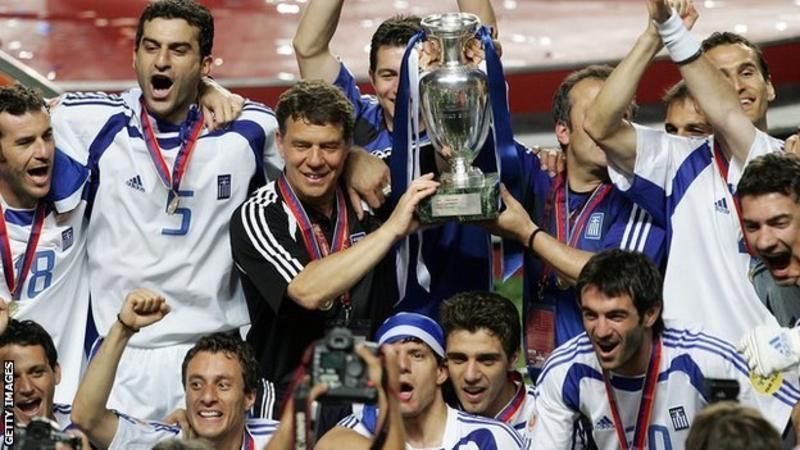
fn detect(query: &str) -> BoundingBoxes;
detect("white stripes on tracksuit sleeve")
[238,191,304,283]
[619,204,653,253]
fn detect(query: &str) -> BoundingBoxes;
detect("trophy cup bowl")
[415,12,498,224]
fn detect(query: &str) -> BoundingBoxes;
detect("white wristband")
[655,10,702,64]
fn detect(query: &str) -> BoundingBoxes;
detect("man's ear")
[201,55,213,78]
[642,303,662,329]
[276,131,286,160]
[555,120,570,148]
[54,362,62,386]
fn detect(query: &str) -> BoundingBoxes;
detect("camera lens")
[346,359,364,377]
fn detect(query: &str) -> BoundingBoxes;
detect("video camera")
[311,327,378,404]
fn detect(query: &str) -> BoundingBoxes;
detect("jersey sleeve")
[601,200,666,264]
[50,92,132,165]
[333,62,370,118]
[529,367,580,449]
[230,196,308,312]
[239,101,283,182]
[108,412,180,450]
[335,405,376,439]
[47,149,89,213]
[606,124,709,226]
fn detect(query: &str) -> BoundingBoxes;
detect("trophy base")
[417,173,499,224]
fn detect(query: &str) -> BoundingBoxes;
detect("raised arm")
[649,0,755,163]
[583,26,663,174]
[287,174,438,309]
[584,0,698,174]
[293,0,344,82]
[71,290,170,449]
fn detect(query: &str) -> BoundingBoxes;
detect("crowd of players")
[0,0,799,448]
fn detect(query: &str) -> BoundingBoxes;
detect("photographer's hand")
[263,378,328,450]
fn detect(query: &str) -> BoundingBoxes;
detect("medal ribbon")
[0,202,47,300]
[241,430,255,450]
[139,98,204,202]
[604,337,662,450]
[495,372,527,424]
[277,174,351,308]
[539,175,613,283]
[713,142,754,256]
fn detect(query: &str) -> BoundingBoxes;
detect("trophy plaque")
[416,12,499,224]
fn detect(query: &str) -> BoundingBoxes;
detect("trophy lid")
[421,12,480,38]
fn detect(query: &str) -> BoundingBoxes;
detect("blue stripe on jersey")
[60,99,127,108]
[53,403,72,413]
[562,363,602,410]
[361,404,379,434]
[538,337,594,384]
[204,120,265,175]
[86,112,130,211]
[4,208,35,226]
[626,175,668,227]
[669,141,712,212]
[49,149,89,204]
[662,329,749,374]
[456,413,524,447]
[661,353,705,398]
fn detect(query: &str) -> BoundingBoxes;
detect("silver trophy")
[416,12,498,223]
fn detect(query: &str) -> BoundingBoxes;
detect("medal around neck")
[415,13,499,224]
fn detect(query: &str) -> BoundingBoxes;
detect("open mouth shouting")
[761,250,795,282]
[150,74,174,101]
[397,381,415,403]
[16,397,43,418]
[460,385,487,404]
[594,339,620,363]
[26,165,50,187]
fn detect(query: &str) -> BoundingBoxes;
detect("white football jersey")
[339,404,527,449]
[110,412,278,449]
[531,324,799,450]
[607,126,782,344]
[2,194,89,405]
[51,89,282,347]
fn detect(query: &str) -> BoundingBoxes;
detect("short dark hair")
[181,333,260,394]
[0,84,47,139]
[662,80,691,105]
[440,291,521,360]
[276,80,355,142]
[702,32,770,80]
[685,401,782,450]
[738,152,800,203]
[576,250,664,335]
[369,15,422,73]
[0,319,58,370]
[136,0,214,58]
[552,65,613,127]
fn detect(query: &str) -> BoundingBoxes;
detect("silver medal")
[167,195,180,215]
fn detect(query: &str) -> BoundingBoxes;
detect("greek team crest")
[584,212,604,240]
[62,227,74,251]
[217,174,232,200]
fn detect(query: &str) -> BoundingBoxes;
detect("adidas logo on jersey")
[126,175,145,192]
[714,197,730,214]
[594,415,614,430]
